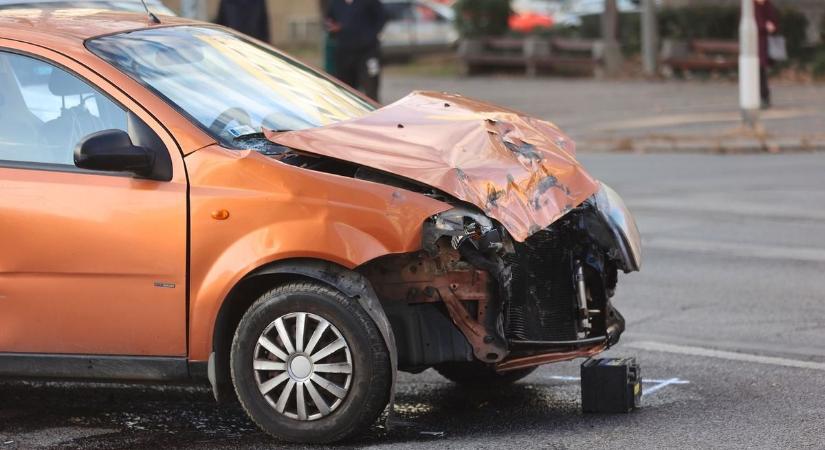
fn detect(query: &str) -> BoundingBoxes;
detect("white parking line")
[627,341,825,371]
[641,378,684,397]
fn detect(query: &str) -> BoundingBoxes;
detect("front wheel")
[230,281,391,443]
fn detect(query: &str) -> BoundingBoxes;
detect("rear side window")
[0,51,127,166]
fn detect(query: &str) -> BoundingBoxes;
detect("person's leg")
[760,66,771,108]
[335,47,358,89]
[323,33,337,75]
[357,46,381,101]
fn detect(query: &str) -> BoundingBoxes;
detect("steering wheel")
[209,107,253,138]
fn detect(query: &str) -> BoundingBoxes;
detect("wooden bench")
[661,38,739,76]
[460,37,604,77]
[459,38,527,74]
[527,37,604,77]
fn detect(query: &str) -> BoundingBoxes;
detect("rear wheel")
[435,361,536,386]
[230,281,391,443]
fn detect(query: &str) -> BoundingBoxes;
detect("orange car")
[0,9,640,443]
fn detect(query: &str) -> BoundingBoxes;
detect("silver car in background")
[381,0,459,60]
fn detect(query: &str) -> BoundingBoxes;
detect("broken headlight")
[422,207,503,254]
[591,183,642,272]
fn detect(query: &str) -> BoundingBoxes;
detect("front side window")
[87,26,375,148]
[0,51,127,166]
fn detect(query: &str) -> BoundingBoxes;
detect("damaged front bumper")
[361,184,640,373]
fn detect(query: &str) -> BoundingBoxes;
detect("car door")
[0,44,188,357]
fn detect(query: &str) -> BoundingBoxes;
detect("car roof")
[0,8,194,45]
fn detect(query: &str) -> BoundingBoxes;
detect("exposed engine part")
[575,260,591,330]
[360,239,507,364]
[360,200,630,373]
[422,207,502,255]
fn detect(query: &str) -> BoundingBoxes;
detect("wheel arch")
[207,258,398,404]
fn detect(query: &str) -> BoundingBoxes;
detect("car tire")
[435,361,536,386]
[230,281,391,443]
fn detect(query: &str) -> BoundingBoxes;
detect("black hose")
[458,240,502,281]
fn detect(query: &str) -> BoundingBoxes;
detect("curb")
[581,136,825,154]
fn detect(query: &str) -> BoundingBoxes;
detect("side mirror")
[74,129,155,178]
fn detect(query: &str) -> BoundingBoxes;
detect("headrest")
[48,68,93,96]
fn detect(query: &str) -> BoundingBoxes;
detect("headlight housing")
[592,183,642,272]
[422,207,500,255]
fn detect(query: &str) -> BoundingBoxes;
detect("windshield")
[87,26,374,147]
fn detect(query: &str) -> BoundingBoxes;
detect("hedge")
[454,0,511,38]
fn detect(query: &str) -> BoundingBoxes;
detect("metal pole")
[739,0,760,124]
[641,0,658,76]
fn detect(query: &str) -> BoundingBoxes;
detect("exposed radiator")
[505,230,578,342]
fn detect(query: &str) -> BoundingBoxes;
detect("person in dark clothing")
[325,0,387,101]
[320,0,337,74]
[754,0,780,108]
[216,0,270,43]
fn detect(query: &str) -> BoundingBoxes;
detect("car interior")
[0,51,127,166]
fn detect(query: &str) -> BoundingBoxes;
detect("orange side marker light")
[211,209,230,220]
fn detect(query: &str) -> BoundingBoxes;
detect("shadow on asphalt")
[0,377,605,449]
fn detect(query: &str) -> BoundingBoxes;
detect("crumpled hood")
[265,91,599,242]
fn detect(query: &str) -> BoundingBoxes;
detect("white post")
[739,0,760,124]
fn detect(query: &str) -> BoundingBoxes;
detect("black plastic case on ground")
[581,357,642,413]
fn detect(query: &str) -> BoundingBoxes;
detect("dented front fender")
[184,145,450,361]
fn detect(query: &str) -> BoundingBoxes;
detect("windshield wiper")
[231,131,266,141]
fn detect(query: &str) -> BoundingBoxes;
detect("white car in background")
[565,0,640,16]
[561,0,641,26]
[0,0,174,15]
[381,0,458,60]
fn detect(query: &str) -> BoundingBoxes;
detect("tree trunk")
[601,0,622,77]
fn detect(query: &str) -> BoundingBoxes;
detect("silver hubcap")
[253,312,353,421]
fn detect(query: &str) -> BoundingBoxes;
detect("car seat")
[41,68,105,164]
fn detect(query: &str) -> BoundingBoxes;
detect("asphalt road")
[2,152,824,449]
[381,76,825,144]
